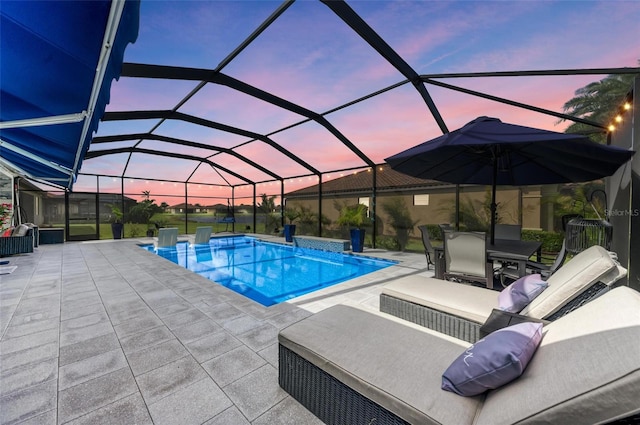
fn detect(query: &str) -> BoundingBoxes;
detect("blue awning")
[0,0,140,189]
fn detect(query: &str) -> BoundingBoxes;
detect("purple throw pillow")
[442,322,543,396]
[498,273,547,313]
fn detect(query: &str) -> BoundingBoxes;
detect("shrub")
[521,229,564,253]
[126,223,144,237]
[423,224,442,241]
[375,236,400,251]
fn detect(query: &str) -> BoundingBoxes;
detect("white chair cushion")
[520,245,623,319]
[382,275,498,323]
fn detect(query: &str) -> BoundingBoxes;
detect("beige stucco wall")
[286,185,543,237]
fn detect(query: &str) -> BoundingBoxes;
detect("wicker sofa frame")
[279,344,410,425]
[0,228,34,257]
[380,281,609,343]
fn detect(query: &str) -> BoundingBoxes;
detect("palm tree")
[560,61,639,143]
[258,194,279,232]
[381,197,418,252]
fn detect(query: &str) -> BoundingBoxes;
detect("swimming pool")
[140,235,396,306]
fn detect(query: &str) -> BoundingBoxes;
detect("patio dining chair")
[417,225,435,269]
[494,223,522,240]
[501,238,569,283]
[443,231,496,288]
[155,227,178,248]
[438,223,453,240]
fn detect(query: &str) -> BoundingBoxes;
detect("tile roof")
[286,164,449,196]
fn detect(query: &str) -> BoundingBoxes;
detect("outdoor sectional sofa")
[278,285,640,425]
[380,245,626,343]
[0,224,34,257]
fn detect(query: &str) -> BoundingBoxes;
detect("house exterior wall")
[286,185,543,237]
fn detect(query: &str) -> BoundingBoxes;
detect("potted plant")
[283,206,301,242]
[336,203,370,252]
[108,204,124,239]
[129,191,159,237]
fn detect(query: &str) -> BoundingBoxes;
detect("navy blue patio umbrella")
[385,116,635,244]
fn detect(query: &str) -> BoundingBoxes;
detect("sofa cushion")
[498,274,547,313]
[11,224,29,237]
[599,261,627,286]
[520,245,620,319]
[442,322,543,396]
[279,305,483,425]
[381,275,498,323]
[476,286,640,425]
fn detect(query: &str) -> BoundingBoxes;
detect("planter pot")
[146,229,155,237]
[284,224,296,242]
[350,228,366,252]
[111,223,123,239]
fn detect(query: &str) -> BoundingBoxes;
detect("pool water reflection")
[140,235,396,306]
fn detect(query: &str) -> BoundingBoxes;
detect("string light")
[607,94,633,132]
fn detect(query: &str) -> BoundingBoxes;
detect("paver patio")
[0,237,428,424]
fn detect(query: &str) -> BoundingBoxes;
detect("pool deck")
[0,235,431,425]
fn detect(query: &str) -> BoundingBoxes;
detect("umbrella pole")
[490,160,497,245]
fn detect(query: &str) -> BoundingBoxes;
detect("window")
[358,197,370,216]
[414,194,430,206]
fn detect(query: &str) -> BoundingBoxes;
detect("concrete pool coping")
[138,234,400,308]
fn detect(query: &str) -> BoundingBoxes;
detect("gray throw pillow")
[442,321,543,396]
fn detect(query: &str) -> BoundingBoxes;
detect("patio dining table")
[434,238,542,281]
[486,239,542,278]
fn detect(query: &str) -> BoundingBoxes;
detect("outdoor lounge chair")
[0,224,34,257]
[154,227,178,248]
[189,226,212,245]
[279,286,640,425]
[380,245,626,343]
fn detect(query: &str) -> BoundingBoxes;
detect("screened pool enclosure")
[2,0,638,252]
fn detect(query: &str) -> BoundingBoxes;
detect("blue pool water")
[140,235,396,306]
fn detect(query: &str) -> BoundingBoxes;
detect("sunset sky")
[78,0,640,205]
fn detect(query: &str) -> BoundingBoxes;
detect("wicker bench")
[292,235,350,252]
[279,287,640,425]
[38,227,64,244]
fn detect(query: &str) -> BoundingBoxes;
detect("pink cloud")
[80,0,639,206]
